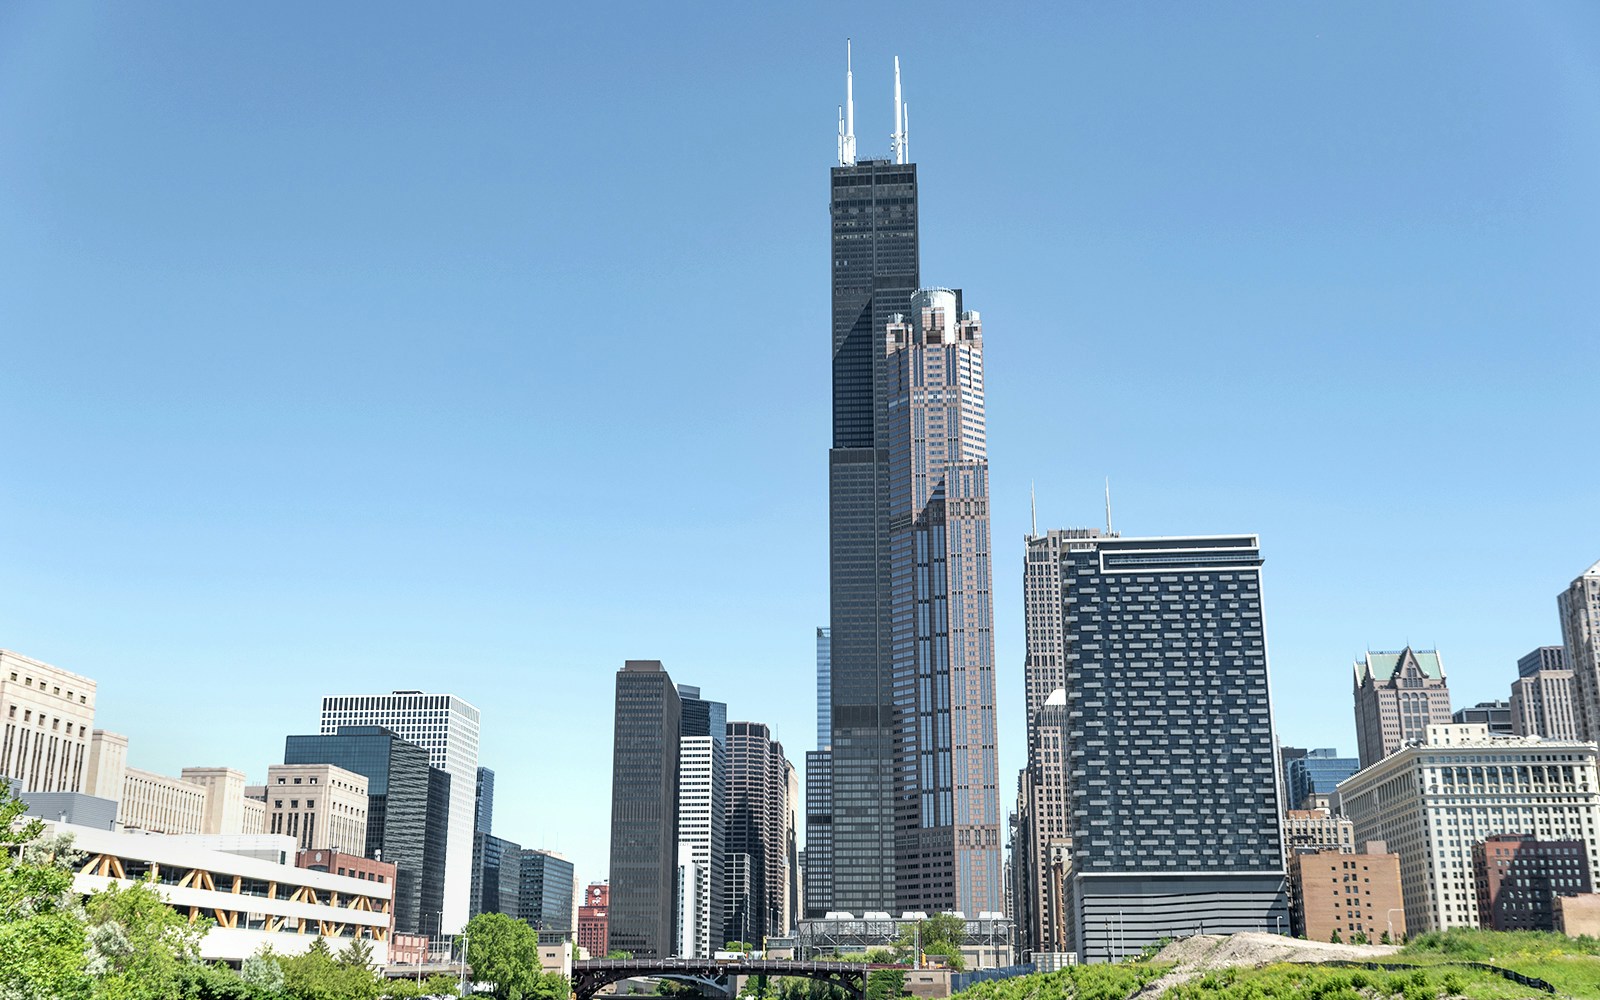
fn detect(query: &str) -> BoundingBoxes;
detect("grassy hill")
[948,929,1600,999]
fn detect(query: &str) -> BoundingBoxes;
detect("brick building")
[578,881,609,958]
[1290,844,1404,944]
[1472,834,1592,932]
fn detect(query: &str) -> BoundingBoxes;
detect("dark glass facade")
[519,849,576,936]
[607,660,681,958]
[283,725,451,936]
[471,831,522,918]
[475,766,494,835]
[1056,535,1287,961]
[1285,749,1359,810]
[826,158,920,914]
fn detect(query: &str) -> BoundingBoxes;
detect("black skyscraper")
[607,660,682,958]
[283,725,451,936]
[822,153,920,916]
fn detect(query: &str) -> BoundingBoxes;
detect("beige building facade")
[0,649,97,794]
[120,764,266,836]
[264,763,369,854]
[1558,559,1600,742]
[84,729,128,800]
[1339,724,1600,933]
[1291,847,1404,944]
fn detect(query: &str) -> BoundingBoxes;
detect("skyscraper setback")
[816,49,1000,917]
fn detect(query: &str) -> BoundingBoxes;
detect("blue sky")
[4,3,1599,895]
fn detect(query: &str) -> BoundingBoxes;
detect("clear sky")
[4,3,1599,898]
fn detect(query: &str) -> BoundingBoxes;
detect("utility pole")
[457,930,470,998]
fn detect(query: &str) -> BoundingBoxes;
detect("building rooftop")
[1354,646,1444,685]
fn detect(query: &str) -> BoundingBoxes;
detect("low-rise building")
[1472,834,1592,932]
[1338,724,1600,933]
[1290,844,1404,944]
[1553,893,1600,937]
[54,821,392,963]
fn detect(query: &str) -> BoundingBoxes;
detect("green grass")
[947,929,1600,999]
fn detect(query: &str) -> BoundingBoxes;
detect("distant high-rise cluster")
[604,660,795,958]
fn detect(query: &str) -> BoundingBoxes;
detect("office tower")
[1339,724,1600,933]
[1015,529,1105,959]
[1012,689,1070,958]
[678,685,727,746]
[284,726,452,936]
[1559,559,1600,741]
[263,763,369,853]
[1510,646,1577,739]
[578,882,610,957]
[816,628,831,749]
[1451,700,1513,734]
[881,289,1002,915]
[784,760,800,932]
[824,50,921,918]
[319,691,480,931]
[1352,648,1453,768]
[677,730,726,956]
[471,831,522,918]
[1473,834,1592,932]
[519,849,576,937]
[607,660,682,958]
[1044,532,1286,962]
[724,721,795,946]
[475,767,494,835]
[805,627,834,920]
[1283,750,1359,812]
[1277,746,1308,817]
[0,649,97,794]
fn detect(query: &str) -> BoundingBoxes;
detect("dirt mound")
[1153,932,1399,970]
[1135,932,1402,997]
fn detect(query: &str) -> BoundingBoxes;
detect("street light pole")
[458,930,470,998]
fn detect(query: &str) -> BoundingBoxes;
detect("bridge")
[571,958,868,1000]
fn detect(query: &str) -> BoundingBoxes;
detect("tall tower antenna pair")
[836,41,909,166]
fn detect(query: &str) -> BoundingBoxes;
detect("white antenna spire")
[840,39,857,166]
[1105,477,1113,535]
[1030,481,1038,537]
[892,56,907,164]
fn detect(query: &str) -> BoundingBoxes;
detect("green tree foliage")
[241,946,286,995]
[278,936,382,1000]
[465,911,569,1000]
[864,968,905,1000]
[83,877,208,999]
[0,783,92,1000]
[339,937,375,969]
[606,949,634,959]
[895,913,967,970]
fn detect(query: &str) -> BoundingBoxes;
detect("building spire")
[1030,481,1038,537]
[892,56,908,164]
[838,39,857,166]
[1105,477,1113,535]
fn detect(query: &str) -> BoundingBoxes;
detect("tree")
[1330,928,1342,944]
[83,876,209,999]
[606,949,634,959]
[464,911,544,1000]
[279,935,381,1000]
[339,937,375,969]
[242,946,286,995]
[0,782,92,1000]
[895,914,966,970]
[864,969,906,1000]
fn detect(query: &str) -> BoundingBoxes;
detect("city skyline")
[6,4,1600,899]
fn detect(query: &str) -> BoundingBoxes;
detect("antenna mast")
[839,40,857,166]
[1105,478,1113,535]
[1030,481,1038,538]
[892,56,908,164]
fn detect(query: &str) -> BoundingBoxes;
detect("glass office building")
[607,661,682,958]
[1284,749,1359,810]
[283,725,450,936]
